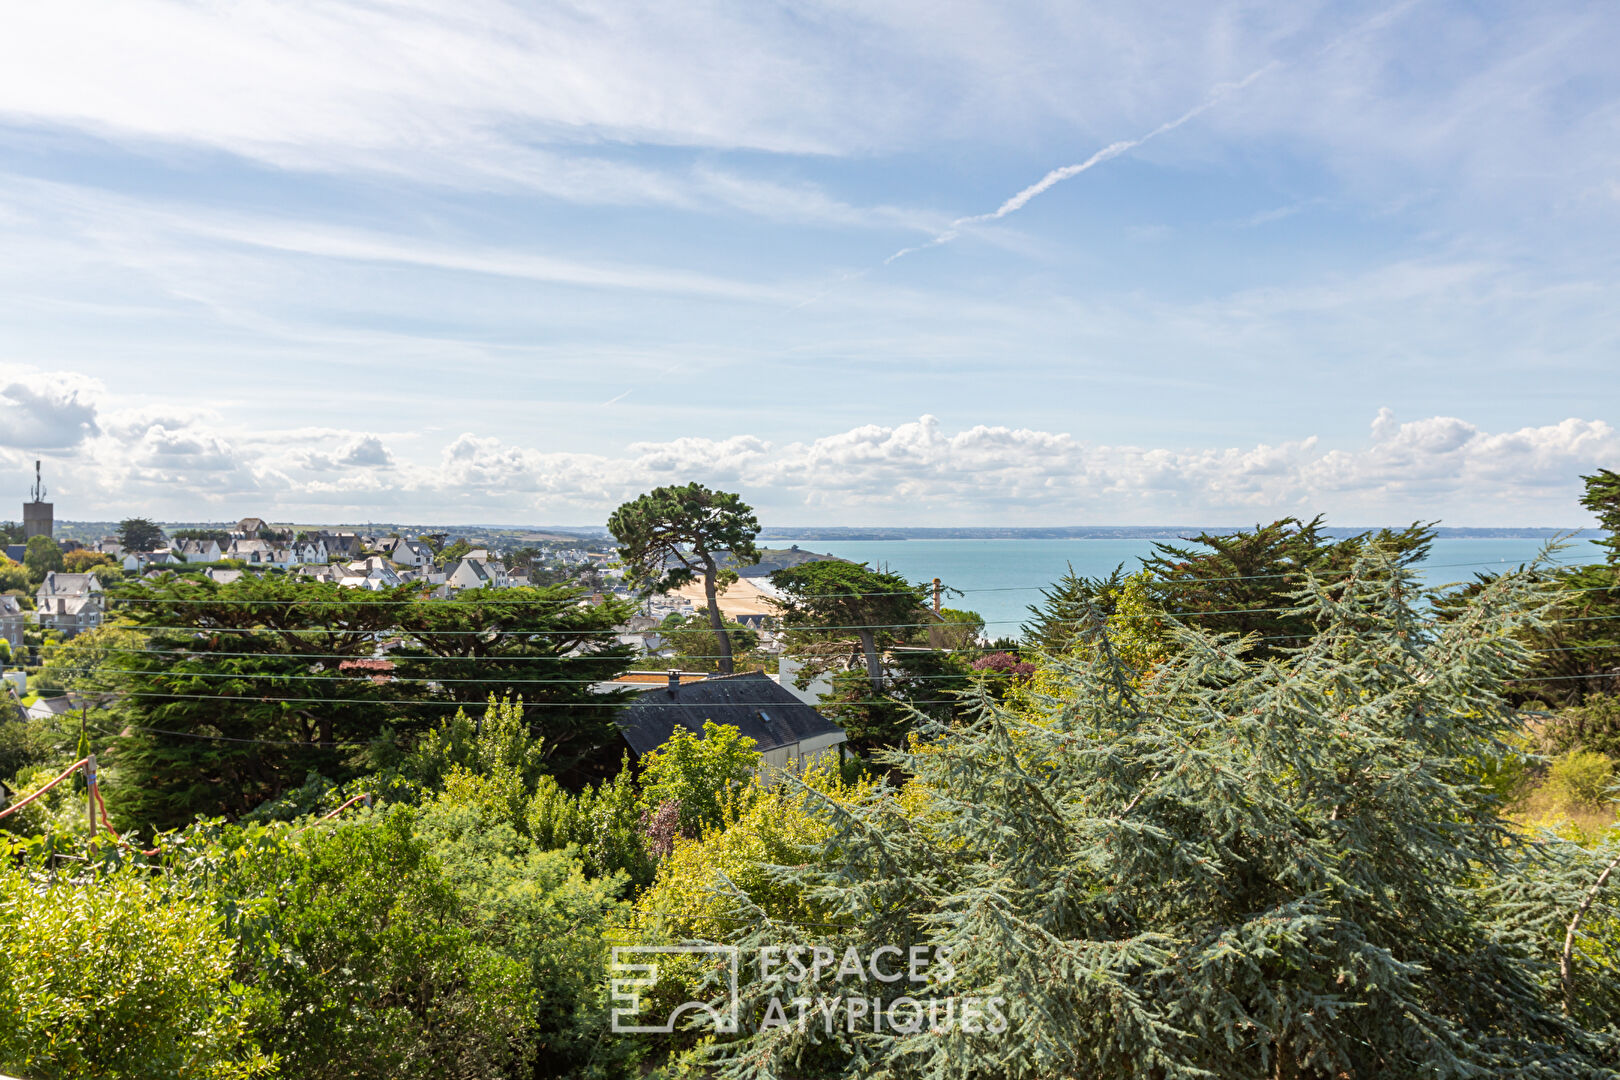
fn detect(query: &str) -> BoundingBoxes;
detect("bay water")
[778,536,1605,639]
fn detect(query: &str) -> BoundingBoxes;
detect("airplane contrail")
[883,63,1277,267]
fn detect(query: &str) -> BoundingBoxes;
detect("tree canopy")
[608,484,760,675]
[707,548,1620,1079]
[1140,517,1432,656]
[768,560,927,691]
[22,536,63,585]
[1581,467,1620,564]
[117,517,166,553]
[103,576,635,830]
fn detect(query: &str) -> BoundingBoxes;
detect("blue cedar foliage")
[706,550,1620,1079]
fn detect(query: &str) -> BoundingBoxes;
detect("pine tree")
[390,584,637,776]
[105,576,408,829]
[697,548,1619,1078]
[1140,516,1432,659]
[1020,562,1127,654]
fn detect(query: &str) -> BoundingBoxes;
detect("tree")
[1581,467,1620,564]
[652,609,764,673]
[117,517,165,553]
[707,551,1619,1078]
[638,720,761,836]
[201,807,534,1079]
[608,484,760,675]
[1451,473,1620,709]
[105,576,410,830]
[932,607,985,651]
[1140,516,1432,659]
[61,550,114,575]
[769,560,927,692]
[0,522,24,546]
[435,538,473,567]
[390,586,637,776]
[0,557,26,594]
[34,624,144,697]
[1022,563,1128,653]
[22,536,62,585]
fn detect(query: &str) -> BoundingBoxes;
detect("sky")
[1,0,1617,528]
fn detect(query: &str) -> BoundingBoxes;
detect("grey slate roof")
[616,671,845,757]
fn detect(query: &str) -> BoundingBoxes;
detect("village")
[0,467,881,779]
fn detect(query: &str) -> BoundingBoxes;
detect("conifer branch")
[1560,846,1620,1015]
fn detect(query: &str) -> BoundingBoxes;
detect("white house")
[445,557,508,591]
[0,595,24,650]
[123,549,180,573]
[290,538,329,565]
[227,539,304,568]
[305,558,404,590]
[175,538,222,563]
[383,537,434,571]
[35,572,105,638]
[339,557,404,589]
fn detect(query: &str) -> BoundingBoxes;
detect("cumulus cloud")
[8,408,1615,527]
[0,375,101,449]
[338,436,393,469]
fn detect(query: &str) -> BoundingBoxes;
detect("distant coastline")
[45,521,1597,544]
[760,526,1597,542]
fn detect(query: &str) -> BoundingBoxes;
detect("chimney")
[932,577,942,614]
[667,670,680,695]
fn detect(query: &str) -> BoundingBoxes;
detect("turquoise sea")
[778,537,1606,639]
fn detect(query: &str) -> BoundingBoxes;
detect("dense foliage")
[0,854,270,1080]
[696,549,1620,1078]
[609,483,761,675]
[4,484,1620,1079]
[104,576,634,830]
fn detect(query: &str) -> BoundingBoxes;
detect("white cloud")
[0,371,102,449]
[11,401,1611,527]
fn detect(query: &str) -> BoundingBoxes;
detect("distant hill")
[722,545,845,578]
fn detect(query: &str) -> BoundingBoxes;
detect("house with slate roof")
[615,670,846,778]
[35,571,105,638]
[0,595,23,650]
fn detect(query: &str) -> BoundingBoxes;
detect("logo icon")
[610,945,740,1034]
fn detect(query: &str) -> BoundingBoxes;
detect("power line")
[74,586,1620,637]
[96,550,1605,606]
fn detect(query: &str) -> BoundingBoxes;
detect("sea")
[774,536,1607,640]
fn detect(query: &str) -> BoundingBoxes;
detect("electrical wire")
[93,551,1603,605]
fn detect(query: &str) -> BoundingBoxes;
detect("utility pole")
[85,753,97,840]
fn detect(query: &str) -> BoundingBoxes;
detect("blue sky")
[0,0,1616,527]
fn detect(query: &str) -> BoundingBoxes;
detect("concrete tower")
[22,460,52,540]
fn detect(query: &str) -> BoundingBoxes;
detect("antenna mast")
[29,460,45,503]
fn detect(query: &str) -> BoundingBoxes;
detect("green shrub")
[0,720,61,794]
[1544,750,1616,811]
[527,767,653,884]
[638,720,760,836]
[414,797,639,1077]
[0,860,270,1079]
[204,806,533,1079]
